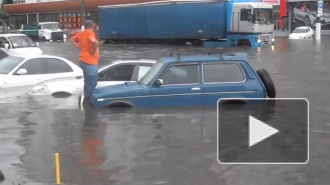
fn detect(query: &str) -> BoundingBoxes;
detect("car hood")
[93,82,144,100]
[8,47,43,55]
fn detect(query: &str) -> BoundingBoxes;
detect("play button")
[217,98,309,164]
[249,116,279,147]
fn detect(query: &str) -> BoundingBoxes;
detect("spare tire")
[256,68,276,98]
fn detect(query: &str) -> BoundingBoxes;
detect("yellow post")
[55,153,61,184]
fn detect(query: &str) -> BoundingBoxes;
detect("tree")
[2,0,14,6]
[0,0,12,22]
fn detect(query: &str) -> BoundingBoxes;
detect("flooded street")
[1,36,330,184]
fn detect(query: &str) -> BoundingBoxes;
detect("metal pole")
[316,16,321,40]
[80,0,85,30]
[316,0,323,40]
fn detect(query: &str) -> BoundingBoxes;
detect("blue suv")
[90,53,276,108]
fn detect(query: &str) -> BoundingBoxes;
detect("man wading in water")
[71,20,100,106]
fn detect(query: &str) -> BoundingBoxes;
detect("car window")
[0,49,8,60]
[16,58,46,75]
[99,64,135,81]
[139,62,164,86]
[0,56,24,74]
[8,36,36,48]
[45,58,73,73]
[203,63,245,83]
[0,37,10,49]
[137,65,152,81]
[160,64,199,85]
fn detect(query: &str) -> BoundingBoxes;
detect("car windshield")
[293,28,306,33]
[253,8,273,25]
[8,36,36,48]
[42,23,60,30]
[0,56,24,74]
[139,62,164,85]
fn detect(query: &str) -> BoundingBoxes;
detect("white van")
[0,34,42,56]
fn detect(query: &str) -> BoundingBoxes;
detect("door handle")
[191,87,201,91]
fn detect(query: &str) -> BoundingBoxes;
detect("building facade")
[3,0,154,29]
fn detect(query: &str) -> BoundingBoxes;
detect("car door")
[201,62,259,106]
[307,28,313,37]
[150,62,202,107]
[9,58,47,87]
[97,63,136,87]
[44,57,75,79]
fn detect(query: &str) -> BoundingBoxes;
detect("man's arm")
[89,34,99,55]
[71,34,80,50]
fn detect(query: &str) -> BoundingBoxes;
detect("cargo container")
[98,0,275,47]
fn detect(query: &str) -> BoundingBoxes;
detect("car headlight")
[32,85,47,92]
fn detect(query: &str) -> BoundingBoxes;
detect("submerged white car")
[30,59,156,97]
[0,55,82,88]
[0,34,42,56]
[289,26,314,39]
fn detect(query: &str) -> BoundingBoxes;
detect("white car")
[30,59,156,97]
[289,26,314,39]
[0,34,42,57]
[0,55,82,88]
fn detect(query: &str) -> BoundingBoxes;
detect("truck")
[22,22,67,42]
[98,0,275,48]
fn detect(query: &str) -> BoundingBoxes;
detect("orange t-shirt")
[71,30,100,65]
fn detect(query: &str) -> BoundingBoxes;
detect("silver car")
[293,3,330,26]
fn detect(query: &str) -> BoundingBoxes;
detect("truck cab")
[23,22,67,42]
[37,22,67,42]
[230,2,275,46]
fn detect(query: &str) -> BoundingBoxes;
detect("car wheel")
[305,16,311,26]
[256,68,276,98]
[52,92,72,98]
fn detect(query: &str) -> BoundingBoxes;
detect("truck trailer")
[98,0,275,47]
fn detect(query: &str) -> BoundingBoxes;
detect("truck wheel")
[41,37,46,42]
[238,40,251,47]
[256,68,276,98]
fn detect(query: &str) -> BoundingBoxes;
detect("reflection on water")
[75,102,109,184]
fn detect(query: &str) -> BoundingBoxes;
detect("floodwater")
[1,36,330,184]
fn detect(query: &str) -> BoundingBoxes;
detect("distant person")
[71,20,100,105]
[94,24,99,41]
[283,17,288,31]
[300,4,307,11]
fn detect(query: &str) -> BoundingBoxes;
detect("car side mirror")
[16,68,27,75]
[154,79,163,87]
[4,43,9,49]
